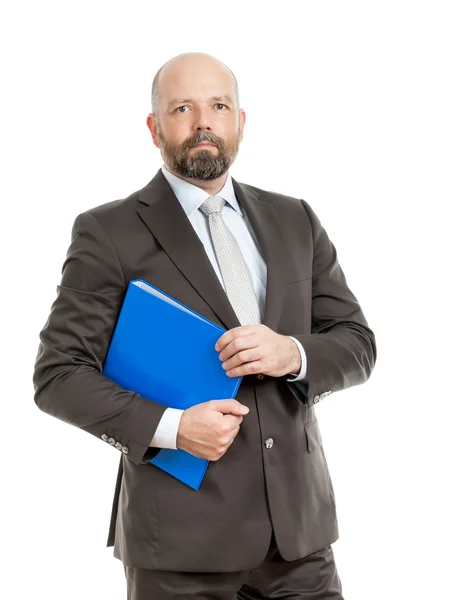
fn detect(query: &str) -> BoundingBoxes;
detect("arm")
[33,211,168,465]
[287,200,376,408]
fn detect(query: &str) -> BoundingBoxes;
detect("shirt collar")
[161,164,243,218]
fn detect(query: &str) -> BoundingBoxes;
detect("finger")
[218,333,260,362]
[225,361,264,378]
[222,348,262,371]
[229,426,241,442]
[222,414,244,426]
[209,399,249,415]
[224,421,243,440]
[215,325,259,353]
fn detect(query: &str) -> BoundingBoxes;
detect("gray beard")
[159,128,239,181]
[166,149,232,181]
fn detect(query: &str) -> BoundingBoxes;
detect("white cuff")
[149,407,184,449]
[286,336,307,382]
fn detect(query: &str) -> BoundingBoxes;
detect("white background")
[1,1,449,598]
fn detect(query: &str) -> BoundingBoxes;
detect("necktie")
[200,195,262,326]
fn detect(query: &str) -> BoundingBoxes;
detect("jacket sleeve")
[287,200,377,409]
[33,211,167,465]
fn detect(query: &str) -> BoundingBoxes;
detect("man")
[33,52,376,599]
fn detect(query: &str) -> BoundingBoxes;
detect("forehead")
[158,59,236,105]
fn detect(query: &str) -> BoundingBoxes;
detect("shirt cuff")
[149,407,184,449]
[286,336,307,381]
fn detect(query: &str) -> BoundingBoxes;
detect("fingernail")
[241,406,249,414]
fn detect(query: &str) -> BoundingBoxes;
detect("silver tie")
[200,195,262,326]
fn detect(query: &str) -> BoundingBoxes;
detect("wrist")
[176,413,186,450]
[286,336,301,374]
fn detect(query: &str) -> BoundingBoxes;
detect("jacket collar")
[136,169,287,332]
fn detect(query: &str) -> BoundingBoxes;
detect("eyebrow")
[167,95,234,110]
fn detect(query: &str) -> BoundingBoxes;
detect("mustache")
[184,131,224,151]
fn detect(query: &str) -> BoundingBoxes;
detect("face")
[147,57,246,181]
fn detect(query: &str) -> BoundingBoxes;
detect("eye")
[175,105,189,113]
[215,103,228,110]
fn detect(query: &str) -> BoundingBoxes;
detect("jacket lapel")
[136,170,286,333]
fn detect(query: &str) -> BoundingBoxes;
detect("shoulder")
[76,188,140,226]
[234,179,316,222]
[69,186,145,243]
[71,170,166,235]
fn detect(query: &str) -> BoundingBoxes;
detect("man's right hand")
[176,400,250,461]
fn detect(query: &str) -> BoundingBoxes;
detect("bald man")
[33,53,376,599]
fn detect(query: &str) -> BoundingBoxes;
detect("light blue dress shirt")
[149,165,307,449]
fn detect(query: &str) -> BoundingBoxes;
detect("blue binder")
[103,279,242,490]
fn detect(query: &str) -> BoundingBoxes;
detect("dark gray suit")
[33,170,375,577]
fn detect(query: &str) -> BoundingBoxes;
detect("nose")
[192,106,213,132]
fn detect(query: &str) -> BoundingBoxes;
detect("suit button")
[264,438,274,449]
[122,446,129,455]
[101,434,109,442]
[108,437,116,445]
[257,374,265,380]
[313,395,320,404]
[115,442,123,451]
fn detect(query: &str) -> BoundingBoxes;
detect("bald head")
[151,53,239,118]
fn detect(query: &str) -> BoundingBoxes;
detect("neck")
[164,166,228,196]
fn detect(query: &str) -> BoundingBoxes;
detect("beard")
[158,128,240,181]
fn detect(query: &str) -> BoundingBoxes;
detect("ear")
[238,108,246,142]
[146,113,160,148]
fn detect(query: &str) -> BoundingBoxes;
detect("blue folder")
[103,279,242,490]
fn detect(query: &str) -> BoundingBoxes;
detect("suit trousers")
[123,531,344,599]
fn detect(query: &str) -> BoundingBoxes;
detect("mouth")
[191,142,217,149]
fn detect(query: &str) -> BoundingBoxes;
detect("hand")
[176,399,250,461]
[215,324,301,378]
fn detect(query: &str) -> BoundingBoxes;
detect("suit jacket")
[33,169,376,572]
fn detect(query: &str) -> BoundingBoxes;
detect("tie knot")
[200,195,226,216]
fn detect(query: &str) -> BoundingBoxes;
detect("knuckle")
[219,440,229,451]
[237,350,247,362]
[236,338,246,350]
[219,424,229,436]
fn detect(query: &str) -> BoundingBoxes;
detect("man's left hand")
[215,325,301,379]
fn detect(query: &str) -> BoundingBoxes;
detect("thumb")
[209,399,250,415]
